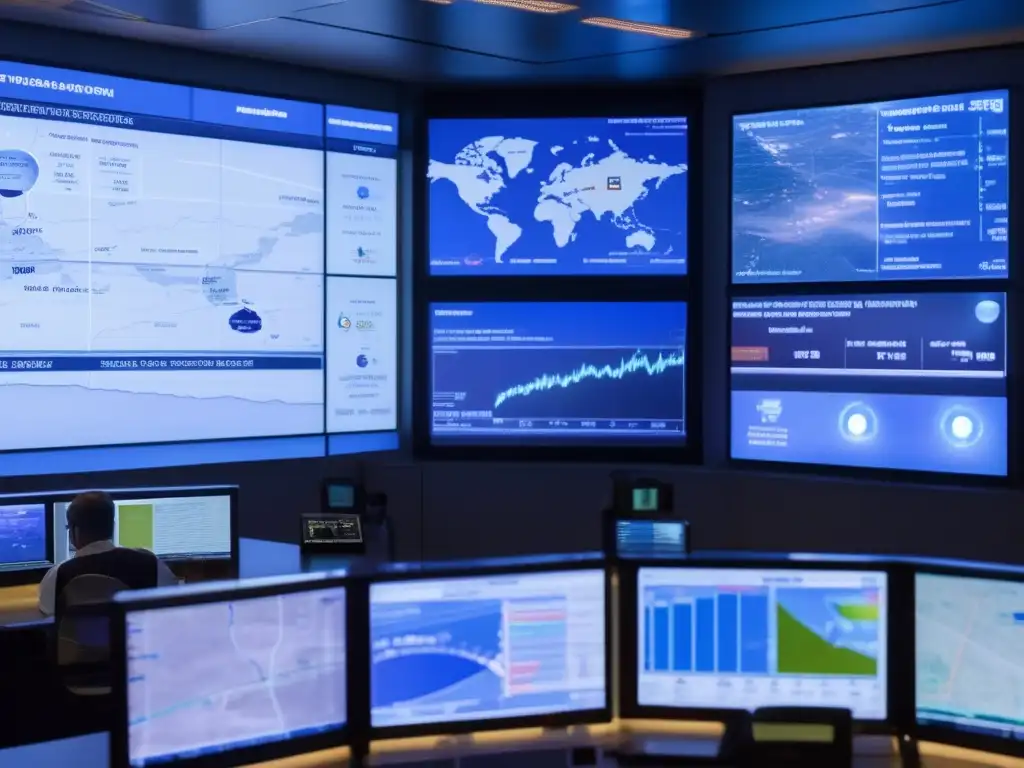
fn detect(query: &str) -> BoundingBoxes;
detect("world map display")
[428,117,688,276]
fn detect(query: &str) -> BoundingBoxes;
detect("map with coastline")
[428,117,687,275]
[127,588,347,765]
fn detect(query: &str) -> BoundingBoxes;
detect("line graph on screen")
[431,345,686,440]
[493,350,685,408]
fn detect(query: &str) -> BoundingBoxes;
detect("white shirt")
[37,540,179,616]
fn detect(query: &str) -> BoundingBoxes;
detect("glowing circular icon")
[847,412,868,437]
[975,300,1001,324]
[0,149,39,198]
[838,402,878,443]
[940,405,983,448]
[338,314,351,330]
[356,354,369,368]
[356,186,370,200]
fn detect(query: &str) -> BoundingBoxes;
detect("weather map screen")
[126,586,347,766]
[428,116,687,276]
[430,302,686,445]
[637,568,888,720]
[370,569,606,728]
[732,90,1008,283]
[730,292,1007,476]
[0,60,326,453]
[326,106,398,277]
[326,276,398,433]
[916,572,1024,740]
[0,503,48,570]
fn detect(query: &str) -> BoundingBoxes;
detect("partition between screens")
[728,88,1012,483]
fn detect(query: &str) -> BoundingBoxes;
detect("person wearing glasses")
[37,491,179,616]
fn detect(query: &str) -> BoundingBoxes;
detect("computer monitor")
[915,568,1024,755]
[0,500,51,577]
[112,574,349,768]
[616,519,689,560]
[300,513,364,555]
[53,488,234,566]
[370,566,609,735]
[627,566,889,722]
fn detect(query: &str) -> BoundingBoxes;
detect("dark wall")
[3,25,1022,567]
[394,45,1024,567]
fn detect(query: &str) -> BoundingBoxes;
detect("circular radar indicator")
[940,405,983,448]
[975,300,1001,324]
[838,402,878,443]
[0,149,39,198]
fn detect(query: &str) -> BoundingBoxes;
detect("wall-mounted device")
[322,479,365,515]
[615,518,689,560]
[611,475,674,514]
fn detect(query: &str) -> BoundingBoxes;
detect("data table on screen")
[430,302,686,446]
[428,116,688,276]
[732,90,1009,283]
[916,572,1024,741]
[370,570,606,728]
[730,292,1007,476]
[53,494,231,563]
[0,61,328,453]
[637,568,888,720]
[326,105,399,277]
[126,587,347,767]
[326,276,398,434]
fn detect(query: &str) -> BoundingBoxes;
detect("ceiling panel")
[0,0,1019,83]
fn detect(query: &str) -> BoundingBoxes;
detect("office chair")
[54,574,126,696]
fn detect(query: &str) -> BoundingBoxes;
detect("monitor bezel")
[413,85,704,467]
[51,485,241,577]
[728,86,1012,289]
[0,494,55,587]
[415,294,698,465]
[109,572,353,768]
[363,558,614,741]
[616,557,910,735]
[725,284,1013,488]
[911,561,1024,757]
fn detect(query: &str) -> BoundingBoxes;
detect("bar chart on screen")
[636,568,888,720]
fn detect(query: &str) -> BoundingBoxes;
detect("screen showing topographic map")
[428,116,687,276]
[0,60,326,452]
[732,90,1008,284]
[916,572,1024,741]
[126,586,346,766]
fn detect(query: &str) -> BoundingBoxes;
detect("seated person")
[38,491,178,616]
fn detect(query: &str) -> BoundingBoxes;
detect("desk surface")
[0,537,307,629]
[5,727,1024,768]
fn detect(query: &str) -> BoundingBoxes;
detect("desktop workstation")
[8,548,1016,768]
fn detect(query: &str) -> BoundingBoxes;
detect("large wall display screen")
[326,276,398,433]
[730,293,1007,476]
[916,572,1024,741]
[733,90,1009,283]
[0,61,325,451]
[326,105,398,277]
[637,567,888,720]
[428,117,687,276]
[429,301,686,446]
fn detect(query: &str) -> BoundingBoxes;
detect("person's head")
[66,491,116,550]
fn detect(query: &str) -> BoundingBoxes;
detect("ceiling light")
[420,0,455,4]
[580,17,699,39]
[471,0,578,13]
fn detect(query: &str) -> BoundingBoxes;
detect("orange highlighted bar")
[731,346,769,362]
